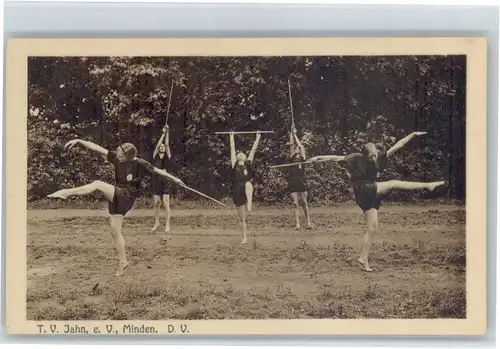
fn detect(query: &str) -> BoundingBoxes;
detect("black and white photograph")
[5,38,487,335]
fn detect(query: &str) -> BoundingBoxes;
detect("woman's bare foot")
[241,238,247,244]
[357,257,374,272]
[306,223,314,230]
[115,262,129,276]
[151,221,160,232]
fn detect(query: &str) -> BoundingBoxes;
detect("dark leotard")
[344,151,388,212]
[287,153,308,193]
[231,161,254,207]
[152,154,176,195]
[106,151,156,215]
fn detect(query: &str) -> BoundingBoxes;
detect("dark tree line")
[27,55,465,204]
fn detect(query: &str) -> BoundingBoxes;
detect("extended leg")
[299,192,313,230]
[376,180,445,197]
[358,208,378,272]
[245,181,253,211]
[290,193,300,230]
[48,180,115,202]
[163,194,171,234]
[236,205,247,244]
[109,214,128,276]
[151,195,162,232]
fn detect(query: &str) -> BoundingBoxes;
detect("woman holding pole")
[283,79,313,229]
[47,138,225,275]
[151,80,176,235]
[229,131,262,244]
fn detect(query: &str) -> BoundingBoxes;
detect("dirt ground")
[27,203,466,320]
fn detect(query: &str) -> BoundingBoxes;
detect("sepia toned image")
[6,38,486,335]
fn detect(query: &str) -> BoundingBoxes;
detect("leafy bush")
[28,56,465,204]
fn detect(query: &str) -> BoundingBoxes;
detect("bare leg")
[245,181,253,211]
[299,192,313,229]
[290,193,300,230]
[236,205,247,244]
[151,195,161,232]
[376,180,445,197]
[358,208,377,272]
[109,214,129,276]
[48,180,115,202]
[163,194,171,234]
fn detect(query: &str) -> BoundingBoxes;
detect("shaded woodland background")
[27,56,465,205]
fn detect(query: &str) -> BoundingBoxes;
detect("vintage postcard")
[5,37,486,335]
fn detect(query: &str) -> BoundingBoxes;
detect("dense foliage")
[28,56,465,204]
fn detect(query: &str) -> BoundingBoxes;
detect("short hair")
[120,143,137,160]
[362,142,377,157]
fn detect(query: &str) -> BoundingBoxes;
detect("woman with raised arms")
[48,139,185,276]
[229,131,261,244]
[309,131,445,272]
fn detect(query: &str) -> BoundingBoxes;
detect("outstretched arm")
[135,157,184,185]
[230,132,237,168]
[247,132,262,163]
[308,155,346,162]
[64,139,108,156]
[293,129,306,159]
[153,127,167,159]
[386,131,427,157]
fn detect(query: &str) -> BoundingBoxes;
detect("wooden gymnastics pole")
[177,182,226,206]
[164,79,174,126]
[215,131,274,135]
[268,159,331,169]
[288,78,295,129]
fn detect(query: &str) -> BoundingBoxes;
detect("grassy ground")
[27,203,465,320]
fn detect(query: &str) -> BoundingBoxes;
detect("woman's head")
[290,148,302,160]
[362,142,379,164]
[158,143,166,154]
[236,151,247,162]
[116,143,137,162]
